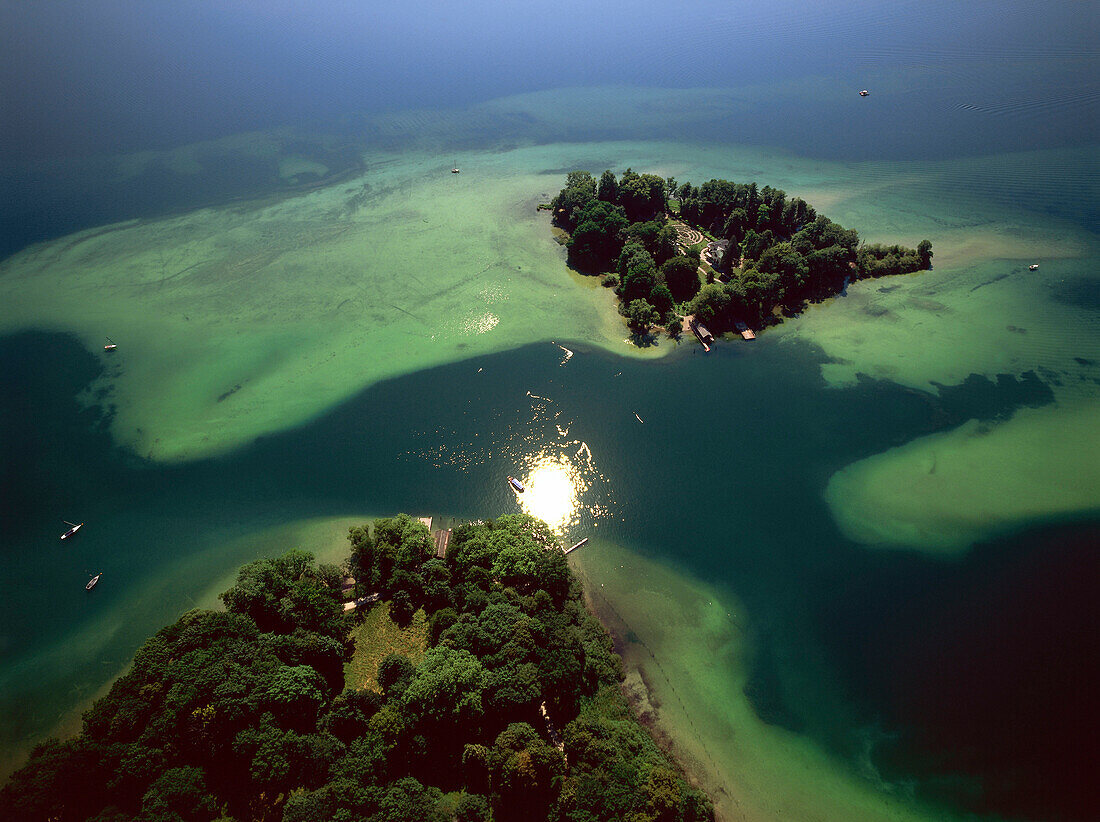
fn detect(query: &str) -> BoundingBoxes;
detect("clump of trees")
[551,170,932,338]
[2,514,712,822]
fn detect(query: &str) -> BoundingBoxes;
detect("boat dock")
[735,321,756,340]
[563,537,589,555]
[417,515,456,559]
[433,528,452,559]
[683,314,712,351]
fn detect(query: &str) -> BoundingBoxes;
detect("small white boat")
[634,412,644,424]
[451,162,460,174]
[103,337,117,351]
[508,476,525,493]
[1029,264,1039,271]
[86,572,102,591]
[60,520,83,541]
[859,89,870,97]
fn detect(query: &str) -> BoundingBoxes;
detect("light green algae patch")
[776,146,1100,553]
[776,149,1100,398]
[3,114,1025,466]
[826,400,1100,552]
[0,145,637,462]
[575,541,956,822]
[4,87,1097,552]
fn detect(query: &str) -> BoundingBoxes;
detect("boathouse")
[433,528,452,559]
[692,320,714,345]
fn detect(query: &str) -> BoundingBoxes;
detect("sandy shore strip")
[573,540,958,822]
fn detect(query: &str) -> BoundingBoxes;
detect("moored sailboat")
[60,520,83,540]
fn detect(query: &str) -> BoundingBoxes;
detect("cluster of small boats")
[59,520,102,590]
[62,336,117,588]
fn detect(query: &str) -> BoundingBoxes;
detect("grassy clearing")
[344,602,429,692]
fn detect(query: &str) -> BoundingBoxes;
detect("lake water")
[2,2,1098,820]
[3,327,1098,820]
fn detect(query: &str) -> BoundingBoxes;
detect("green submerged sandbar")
[4,122,1097,547]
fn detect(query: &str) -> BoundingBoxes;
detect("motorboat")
[508,476,524,493]
[86,572,102,591]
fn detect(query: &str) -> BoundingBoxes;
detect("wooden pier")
[433,528,452,559]
[417,514,454,559]
[563,537,589,555]
[684,314,713,351]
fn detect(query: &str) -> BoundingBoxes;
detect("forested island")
[1,514,712,822]
[551,169,932,338]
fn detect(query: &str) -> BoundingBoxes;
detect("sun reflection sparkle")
[518,456,584,532]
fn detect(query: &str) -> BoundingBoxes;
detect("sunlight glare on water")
[518,454,584,533]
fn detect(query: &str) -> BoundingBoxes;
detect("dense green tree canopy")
[551,171,597,229]
[623,299,661,336]
[661,255,702,303]
[553,169,932,338]
[3,516,711,822]
[567,200,630,272]
[597,169,618,204]
[617,169,667,222]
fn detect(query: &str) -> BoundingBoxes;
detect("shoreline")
[577,563,732,816]
[572,540,958,822]
[0,514,375,783]
[575,550,746,819]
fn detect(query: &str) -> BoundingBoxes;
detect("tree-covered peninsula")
[551,169,932,337]
[1,514,712,822]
